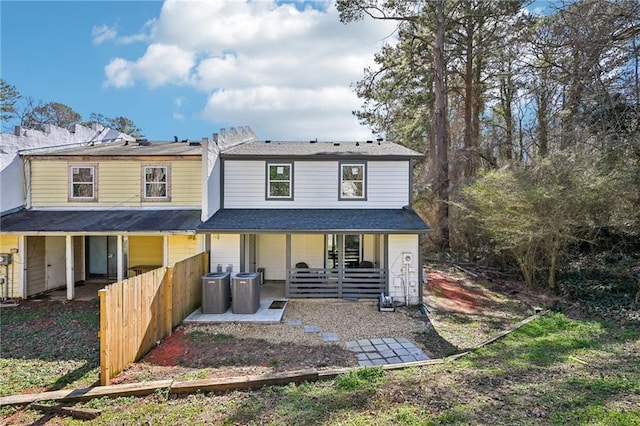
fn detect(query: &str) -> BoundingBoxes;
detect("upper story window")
[266,162,293,200]
[340,162,366,200]
[69,165,97,201]
[142,165,170,201]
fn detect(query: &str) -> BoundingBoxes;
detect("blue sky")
[1,1,396,141]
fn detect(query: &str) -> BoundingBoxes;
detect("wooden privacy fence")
[99,252,208,385]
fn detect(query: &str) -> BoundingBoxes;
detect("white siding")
[387,234,420,305]
[257,234,286,280]
[210,234,240,274]
[224,160,409,209]
[291,234,324,269]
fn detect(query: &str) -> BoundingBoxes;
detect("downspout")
[23,157,31,209]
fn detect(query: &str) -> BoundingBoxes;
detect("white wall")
[0,124,134,214]
[387,234,420,305]
[210,233,240,273]
[224,160,410,209]
[257,234,286,280]
[202,139,221,221]
[291,234,324,269]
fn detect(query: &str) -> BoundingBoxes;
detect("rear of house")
[200,139,429,305]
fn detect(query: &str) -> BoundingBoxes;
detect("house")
[0,126,429,306]
[200,138,429,305]
[0,136,211,300]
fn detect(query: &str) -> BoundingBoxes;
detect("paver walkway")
[287,318,429,365]
[345,337,430,366]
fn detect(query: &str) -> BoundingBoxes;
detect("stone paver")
[287,319,303,326]
[304,325,320,333]
[322,332,339,342]
[347,337,430,366]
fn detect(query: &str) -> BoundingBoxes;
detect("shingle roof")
[221,140,423,159]
[198,208,430,233]
[24,141,202,157]
[0,209,202,233]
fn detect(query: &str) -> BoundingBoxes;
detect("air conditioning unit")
[402,252,413,265]
[0,253,12,265]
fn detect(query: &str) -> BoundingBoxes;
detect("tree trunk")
[434,0,450,250]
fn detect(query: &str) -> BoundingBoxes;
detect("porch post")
[116,235,124,282]
[337,234,344,298]
[18,235,26,299]
[65,235,74,300]
[384,234,389,294]
[163,235,169,267]
[285,234,291,297]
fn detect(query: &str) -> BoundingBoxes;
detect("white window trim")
[142,165,171,201]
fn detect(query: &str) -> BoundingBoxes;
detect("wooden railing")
[287,268,386,299]
[99,252,208,385]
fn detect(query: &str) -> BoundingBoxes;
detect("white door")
[46,236,66,290]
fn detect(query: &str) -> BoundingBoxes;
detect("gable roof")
[221,140,423,160]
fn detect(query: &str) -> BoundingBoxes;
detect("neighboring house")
[0,127,429,305]
[0,126,255,300]
[200,139,429,305]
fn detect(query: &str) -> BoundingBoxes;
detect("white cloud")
[174,96,186,107]
[92,25,117,45]
[103,0,396,139]
[173,112,185,120]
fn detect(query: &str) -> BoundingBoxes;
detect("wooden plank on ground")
[0,380,173,406]
[170,369,319,395]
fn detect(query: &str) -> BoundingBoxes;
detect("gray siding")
[224,160,409,208]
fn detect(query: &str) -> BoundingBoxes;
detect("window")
[266,162,293,199]
[340,162,366,200]
[69,165,96,201]
[143,165,170,200]
[326,234,362,268]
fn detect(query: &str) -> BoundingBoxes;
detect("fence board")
[99,252,208,385]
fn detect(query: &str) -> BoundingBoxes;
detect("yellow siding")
[170,161,201,206]
[0,235,19,298]
[27,236,46,296]
[31,161,68,206]
[30,158,201,207]
[129,236,163,268]
[167,235,199,266]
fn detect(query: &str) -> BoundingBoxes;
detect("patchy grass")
[0,300,100,399]
[4,310,638,425]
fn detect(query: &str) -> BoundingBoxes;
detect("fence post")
[164,267,173,336]
[98,288,110,386]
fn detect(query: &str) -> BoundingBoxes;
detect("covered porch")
[200,208,429,304]
[0,209,202,300]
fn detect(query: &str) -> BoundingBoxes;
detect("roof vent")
[333,142,340,146]
[173,136,178,143]
[137,139,150,146]
[309,140,317,144]
[189,141,201,146]
[356,142,360,146]
[265,140,271,143]
[366,140,373,144]
[377,137,384,142]
[181,139,188,143]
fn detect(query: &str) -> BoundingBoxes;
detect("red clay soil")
[140,328,187,367]
[425,271,491,314]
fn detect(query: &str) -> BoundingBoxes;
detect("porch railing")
[287,268,386,299]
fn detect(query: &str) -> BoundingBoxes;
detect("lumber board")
[170,369,318,394]
[0,380,173,406]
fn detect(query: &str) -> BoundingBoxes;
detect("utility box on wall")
[0,253,12,265]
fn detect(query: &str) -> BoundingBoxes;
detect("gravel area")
[189,299,430,348]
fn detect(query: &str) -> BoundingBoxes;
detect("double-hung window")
[143,165,170,201]
[69,165,97,201]
[339,162,366,200]
[266,162,293,200]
